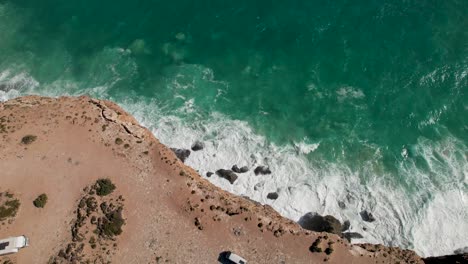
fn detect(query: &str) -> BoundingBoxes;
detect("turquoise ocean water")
[0,0,466,257]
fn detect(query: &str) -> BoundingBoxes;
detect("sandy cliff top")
[0,96,424,263]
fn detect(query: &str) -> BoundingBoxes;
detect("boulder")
[216,169,238,184]
[342,232,364,242]
[267,192,279,200]
[342,220,350,232]
[191,141,205,151]
[298,212,342,235]
[206,172,213,177]
[170,148,191,162]
[232,165,249,173]
[360,210,376,222]
[254,166,271,175]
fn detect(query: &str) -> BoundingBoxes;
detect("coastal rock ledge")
[0,96,427,263]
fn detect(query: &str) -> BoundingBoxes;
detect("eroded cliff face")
[0,96,424,263]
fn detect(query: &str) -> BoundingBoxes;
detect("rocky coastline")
[0,96,464,263]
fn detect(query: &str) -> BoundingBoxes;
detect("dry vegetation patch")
[49,179,125,264]
[0,191,20,224]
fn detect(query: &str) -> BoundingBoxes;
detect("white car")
[0,235,29,256]
[227,252,247,264]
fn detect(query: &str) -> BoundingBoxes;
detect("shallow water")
[0,0,467,257]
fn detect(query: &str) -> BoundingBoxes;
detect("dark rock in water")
[342,232,364,242]
[266,192,279,200]
[454,247,468,254]
[423,253,468,264]
[342,220,350,232]
[360,210,376,222]
[338,201,346,209]
[170,148,191,162]
[216,169,238,184]
[298,212,342,235]
[254,166,271,175]
[191,141,205,151]
[232,165,249,173]
[206,172,213,177]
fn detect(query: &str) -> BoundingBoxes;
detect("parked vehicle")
[226,252,247,264]
[0,235,29,256]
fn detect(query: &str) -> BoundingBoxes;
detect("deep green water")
[0,0,467,256]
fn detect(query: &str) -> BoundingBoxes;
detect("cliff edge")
[0,96,425,263]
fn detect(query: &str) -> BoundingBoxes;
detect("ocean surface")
[0,0,467,257]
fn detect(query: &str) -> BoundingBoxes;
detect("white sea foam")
[0,61,466,257]
[123,96,467,257]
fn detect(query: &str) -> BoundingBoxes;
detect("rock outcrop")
[298,213,342,235]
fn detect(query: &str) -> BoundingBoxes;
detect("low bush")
[33,193,48,208]
[95,179,116,196]
[21,135,37,145]
[0,199,20,220]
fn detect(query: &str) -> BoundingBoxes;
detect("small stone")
[191,141,204,151]
[360,210,376,222]
[232,165,249,173]
[254,166,271,175]
[342,232,364,242]
[267,192,279,200]
[342,220,350,232]
[338,201,346,209]
[170,148,191,162]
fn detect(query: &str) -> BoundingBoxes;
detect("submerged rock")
[216,169,238,184]
[191,141,205,151]
[360,210,376,222]
[298,212,342,235]
[232,165,249,173]
[254,166,271,175]
[254,182,264,191]
[266,192,279,200]
[342,232,364,242]
[170,148,191,162]
[338,201,346,209]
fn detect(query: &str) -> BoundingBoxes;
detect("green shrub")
[115,138,123,145]
[325,247,334,255]
[21,135,37,145]
[33,194,48,208]
[0,199,20,220]
[99,211,125,237]
[95,179,116,196]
